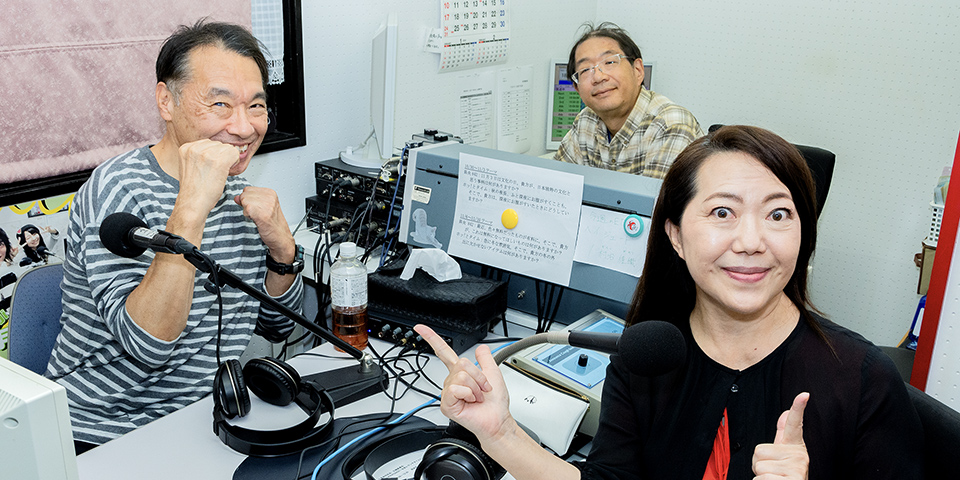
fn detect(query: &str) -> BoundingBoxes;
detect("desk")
[76,338,465,480]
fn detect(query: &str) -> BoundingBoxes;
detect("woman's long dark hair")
[625,125,821,335]
[0,228,13,264]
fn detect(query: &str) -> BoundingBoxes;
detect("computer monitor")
[545,59,653,151]
[341,14,398,168]
[0,356,79,480]
[399,142,661,311]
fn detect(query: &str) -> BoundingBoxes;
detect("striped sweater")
[46,146,300,444]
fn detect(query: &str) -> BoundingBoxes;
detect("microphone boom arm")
[180,248,366,361]
[491,332,568,365]
[99,211,386,404]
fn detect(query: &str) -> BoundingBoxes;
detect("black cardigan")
[576,313,924,480]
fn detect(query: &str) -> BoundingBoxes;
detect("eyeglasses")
[571,54,631,85]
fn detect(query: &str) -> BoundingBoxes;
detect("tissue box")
[367,264,508,353]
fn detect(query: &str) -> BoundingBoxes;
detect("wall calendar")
[439,0,510,72]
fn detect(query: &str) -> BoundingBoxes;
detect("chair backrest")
[878,345,915,382]
[906,384,960,477]
[793,144,835,218]
[9,262,64,374]
[707,124,836,218]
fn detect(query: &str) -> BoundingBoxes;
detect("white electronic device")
[341,13,398,168]
[505,309,624,437]
[0,356,79,480]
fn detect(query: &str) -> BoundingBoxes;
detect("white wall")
[240,0,596,358]
[598,0,960,345]
[245,1,960,347]
[244,0,597,230]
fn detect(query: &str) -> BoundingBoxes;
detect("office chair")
[793,144,835,219]
[879,345,916,382]
[906,384,960,477]
[8,262,64,374]
[707,124,836,218]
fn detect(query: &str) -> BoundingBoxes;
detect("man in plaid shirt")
[555,23,703,179]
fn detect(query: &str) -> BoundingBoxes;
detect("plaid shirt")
[554,89,703,179]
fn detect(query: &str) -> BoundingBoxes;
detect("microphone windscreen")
[100,212,148,258]
[617,320,686,377]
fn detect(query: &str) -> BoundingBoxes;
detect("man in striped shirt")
[46,21,302,451]
[555,23,703,179]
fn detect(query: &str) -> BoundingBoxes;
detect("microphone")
[615,320,687,376]
[100,212,198,258]
[100,211,386,403]
[492,320,686,377]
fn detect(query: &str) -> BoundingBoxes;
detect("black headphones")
[212,356,336,457]
[336,425,446,480]
[415,422,505,480]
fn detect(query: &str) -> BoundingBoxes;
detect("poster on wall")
[0,195,73,359]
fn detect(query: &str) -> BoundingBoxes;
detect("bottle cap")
[340,242,357,258]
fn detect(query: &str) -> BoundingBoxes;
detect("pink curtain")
[0,1,251,183]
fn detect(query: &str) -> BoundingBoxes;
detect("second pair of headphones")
[414,422,505,480]
[212,356,335,457]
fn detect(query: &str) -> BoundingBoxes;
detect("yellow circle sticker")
[501,209,519,229]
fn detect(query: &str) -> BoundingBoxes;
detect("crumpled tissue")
[399,248,462,282]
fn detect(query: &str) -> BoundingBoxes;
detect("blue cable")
[311,397,436,480]
[380,146,407,267]
[309,341,515,480]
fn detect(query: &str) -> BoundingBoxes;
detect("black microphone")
[492,320,686,377]
[615,320,687,377]
[36,245,56,258]
[100,212,198,258]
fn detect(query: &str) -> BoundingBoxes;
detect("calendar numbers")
[439,0,510,72]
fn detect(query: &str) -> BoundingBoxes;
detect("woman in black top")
[416,125,923,479]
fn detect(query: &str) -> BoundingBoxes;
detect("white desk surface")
[75,338,475,480]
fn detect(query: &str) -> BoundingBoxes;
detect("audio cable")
[309,398,436,480]
[308,341,516,480]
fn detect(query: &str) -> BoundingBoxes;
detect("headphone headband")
[213,377,336,457]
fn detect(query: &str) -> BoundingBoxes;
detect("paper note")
[455,70,496,148]
[497,64,532,154]
[449,153,584,286]
[573,205,649,277]
[423,28,444,53]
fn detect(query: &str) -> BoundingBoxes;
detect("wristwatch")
[266,244,304,275]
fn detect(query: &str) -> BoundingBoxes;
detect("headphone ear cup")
[216,359,250,419]
[416,435,500,480]
[414,422,505,480]
[242,357,301,407]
